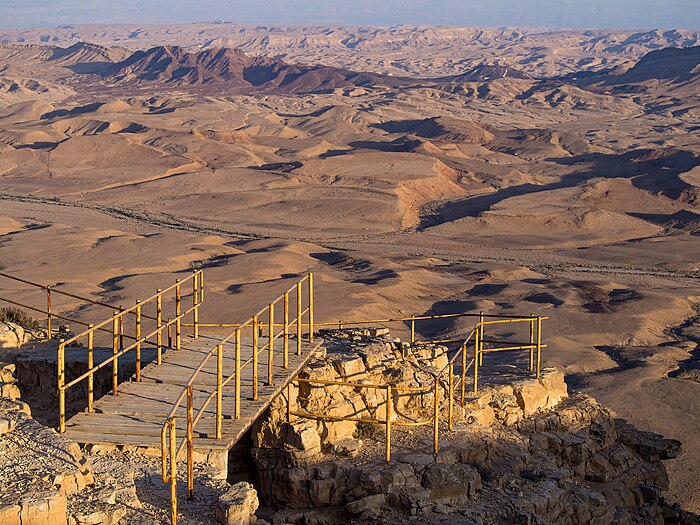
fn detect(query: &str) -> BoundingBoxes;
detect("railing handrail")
[161,277,310,424]
[60,271,202,347]
[56,270,205,432]
[289,314,546,464]
[160,273,316,524]
[186,311,549,329]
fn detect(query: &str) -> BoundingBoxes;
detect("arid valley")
[1,22,700,524]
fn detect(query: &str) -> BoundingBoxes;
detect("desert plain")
[0,23,699,515]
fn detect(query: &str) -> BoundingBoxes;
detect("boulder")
[0,504,21,525]
[346,494,387,519]
[421,463,481,505]
[0,322,25,349]
[514,379,550,416]
[332,356,366,380]
[284,421,321,454]
[0,382,21,400]
[0,362,16,383]
[539,369,568,408]
[19,491,68,525]
[329,437,362,456]
[216,482,259,525]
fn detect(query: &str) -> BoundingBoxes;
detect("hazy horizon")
[1,0,699,31]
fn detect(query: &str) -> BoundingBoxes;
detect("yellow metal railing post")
[112,312,119,395]
[460,343,467,406]
[235,329,241,420]
[479,311,484,366]
[410,316,415,343]
[268,304,274,386]
[286,383,291,422]
[119,306,125,352]
[157,290,163,365]
[283,292,289,369]
[433,378,439,456]
[175,279,181,350]
[473,323,479,394]
[536,316,542,379]
[529,313,535,372]
[296,282,302,356]
[46,285,52,338]
[448,364,454,431]
[386,385,392,464]
[308,273,314,343]
[186,385,194,501]
[192,270,199,339]
[58,339,65,433]
[252,315,259,400]
[135,300,142,382]
[216,343,223,439]
[87,325,94,413]
[199,271,205,302]
[168,417,177,525]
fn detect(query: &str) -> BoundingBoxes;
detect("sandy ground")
[0,30,699,512]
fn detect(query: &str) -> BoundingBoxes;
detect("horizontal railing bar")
[61,286,203,347]
[183,315,306,329]
[61,314,190,389]
[481,317,548,326]
[0,297,90,328]
[481,344,548,353]
[289,411,381,425]
[295,377,386,389]
[0,271,200,316]
[288,412,433,428]
[314,313,547,326]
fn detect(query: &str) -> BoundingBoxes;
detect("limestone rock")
[0,322,25,349]
[368,328,390,338]
[332,355,365,379]
[20,491,68,525]
[421,463,481,505]
[329,437,362,456]
[346,494,386,519]
[284,420,321,454]
[539,369,568,408]
[0,362,16,382]
[617,420,681,462]
[0,381,21,400]
[0,504,21,525]
[216,482,259,525]
[514,379,550,416]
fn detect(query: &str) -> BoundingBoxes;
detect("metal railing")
[0,271,132,337]
[56,270,204,432]
[160,273,315,525]
[289,313,547,463]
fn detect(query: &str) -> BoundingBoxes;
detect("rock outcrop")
[248,329,698,525]
[216,482,259,525]
[0,321,34,349]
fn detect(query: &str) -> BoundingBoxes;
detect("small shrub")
[0,307,40,330]
[354,421,384,441]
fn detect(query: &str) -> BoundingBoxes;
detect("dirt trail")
[2,191,698,286]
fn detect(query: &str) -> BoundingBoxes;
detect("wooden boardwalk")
[64,334,323,458]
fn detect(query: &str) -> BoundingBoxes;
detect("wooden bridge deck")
[64,335,323,454]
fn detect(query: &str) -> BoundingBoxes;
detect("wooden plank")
[64,336,322,456]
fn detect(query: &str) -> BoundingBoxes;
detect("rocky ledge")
[249,329,698,525]
[0,327,698,525]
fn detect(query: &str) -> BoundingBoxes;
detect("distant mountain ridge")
[2,40,699,97]
[580,45,700,91]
